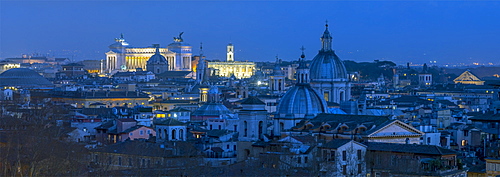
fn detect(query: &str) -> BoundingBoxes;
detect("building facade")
[207,43,255,79]
[105,33,192,74]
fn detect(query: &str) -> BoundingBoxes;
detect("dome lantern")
[320,22,333,52]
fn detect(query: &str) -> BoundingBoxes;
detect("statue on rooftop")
[174,32,184,42]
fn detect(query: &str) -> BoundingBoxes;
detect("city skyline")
[1,1,500,65]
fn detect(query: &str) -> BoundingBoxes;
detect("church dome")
[309,50,348,81]
[147,52,168,65]
[277,83,327,118]
[147,45,168,65]
[0,68,54,88]
[309,24,348,81]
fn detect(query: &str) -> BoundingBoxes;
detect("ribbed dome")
[147,44,168,65]
[147,53,168,65]
[277,83,327,118]
[309,50,348,81]
[309,23,348,81]
[0,68,53,87]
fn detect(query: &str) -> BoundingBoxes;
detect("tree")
[1,97,88,176]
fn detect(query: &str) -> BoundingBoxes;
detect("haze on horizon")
[1,1,499,65]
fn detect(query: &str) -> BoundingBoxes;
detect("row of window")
[322,149,363,161]
[157,128,184,140]
[129,130,152,136]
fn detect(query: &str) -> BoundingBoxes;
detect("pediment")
[368,120,424,137]
[454,71,482,82]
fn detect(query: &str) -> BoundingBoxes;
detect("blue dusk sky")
[1,1,500,65]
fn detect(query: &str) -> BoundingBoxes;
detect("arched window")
[172,129,176,140]
[324,92,330,102]
[179,129,184,141]
[340,91,345,101]
[158,129,162,139]
[338,126,348,133]
[280,122,284,131]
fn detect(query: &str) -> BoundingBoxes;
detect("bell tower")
[227,43,234,62]
[269,56,286,94]
[296,46,310,84]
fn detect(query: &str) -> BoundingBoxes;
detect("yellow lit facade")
[208,61,255,79]
[453,70,484,85]
[486,158,500,177]
[107,48,178,72]
[205,43,255,79]
[105,34,192,73]
[0,63,21,74]
[200,86,209,103]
